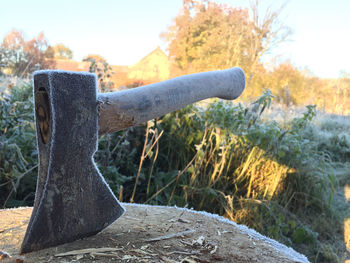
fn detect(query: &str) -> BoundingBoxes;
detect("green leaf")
[277,150,286,158]
[293,227,316,244]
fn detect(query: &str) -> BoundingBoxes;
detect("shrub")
[0,84,37,207]
[0,83,346,262]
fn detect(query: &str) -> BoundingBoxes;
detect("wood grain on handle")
[97,67,245,135]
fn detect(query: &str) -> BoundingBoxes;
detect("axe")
[20,67,245,253]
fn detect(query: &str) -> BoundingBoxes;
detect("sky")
[0,0,349,78]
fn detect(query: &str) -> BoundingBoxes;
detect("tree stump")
[0,204,308,262]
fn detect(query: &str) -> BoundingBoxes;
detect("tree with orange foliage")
[48,44,73,60]
[0,29,55,76]
[162,0,290,98]
[83,54,107,64]
[83,54,114,92]
[162,0,252,74]
[266,62,311,106]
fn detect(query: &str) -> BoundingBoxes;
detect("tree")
[49,44,73,59]
[1,30,27,76]
[0,47,8,76]
[162,0,248,73]
[83,54,114,92]
[265,62,310,106]
[0,29,55,76]
[83,54,107,64]
[162,0,290,94]
[246,1,291,79]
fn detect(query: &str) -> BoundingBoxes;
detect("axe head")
[20,71,124,253]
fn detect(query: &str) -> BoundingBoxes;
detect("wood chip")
[124,216,139,221]
[0,250,10,260]
[180,240,193,246]
[55,247,122,257]
[168,218,190,223]
[91,252,119,258]
[160,256,178,263]
[192,235,205,246]
[145,229,195,242]
[122,255,137,260]
[210,245,218,254]
[130,249,157,256]
[181,256,197,263]
[140,245,150,250]
[178,218,191,223]
[167,251,193,256]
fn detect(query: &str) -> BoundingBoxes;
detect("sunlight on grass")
[1,82,349,262]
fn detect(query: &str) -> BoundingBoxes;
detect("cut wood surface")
[0,203,309,263]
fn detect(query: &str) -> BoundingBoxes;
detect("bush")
[0,84,37,207]
[1,83,346,262]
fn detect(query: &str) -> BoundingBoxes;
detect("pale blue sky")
[0,0,349,78]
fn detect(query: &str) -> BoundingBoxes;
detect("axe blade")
[20,71,124,253]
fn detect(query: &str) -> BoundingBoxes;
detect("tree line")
[0,30,73,77]
[162,0,349,114]
[0,0,349,114]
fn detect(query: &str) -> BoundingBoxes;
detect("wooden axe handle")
[97,67,245,134]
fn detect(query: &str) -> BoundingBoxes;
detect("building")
[127,46,171,84]
[52,47,172,90]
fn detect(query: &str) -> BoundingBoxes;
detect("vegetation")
[0,29,55,77]
[162,0,289,79]
[1,82,349,262]
[0,1,349,112]
[0,1,349,262]
[162,0,349,115]
[0,83,37,207]
[83,54,115,92]
[49,44,73,60]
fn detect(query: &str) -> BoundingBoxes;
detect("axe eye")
[35,87,51,144]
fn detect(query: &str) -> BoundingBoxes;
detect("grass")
[0,82,349,262]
